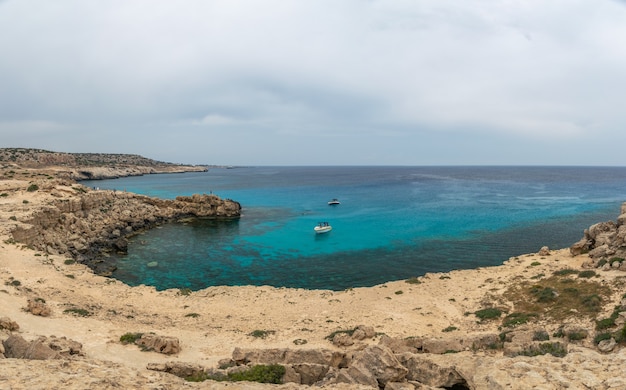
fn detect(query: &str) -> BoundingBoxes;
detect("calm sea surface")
[82,166,626,291]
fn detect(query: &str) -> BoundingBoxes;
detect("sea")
[81,166,626,291]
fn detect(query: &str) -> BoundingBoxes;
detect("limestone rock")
[0,317,19,331]
[341,345,408,388]
[291,363,330,385]
[2,335,83,359]
[597,338,616,353]
[570,203,626,264]
[10,189,241,276]
[378,335,422,354]
[330,325,377,347]
[146,361,205,378]
[397,353,468,388]
[26,299,51,317]
[232,347,346,368]
[538,246,550,256]
[136,333,181,355]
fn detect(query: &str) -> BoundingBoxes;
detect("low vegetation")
[325,327,359,340]
[248,330,275,339]
[503,275,612,325]
[63,307,91,317]
[120,332,144,344]
[516,342,567,358]
[186,364,286,384]
[474,307,502,321]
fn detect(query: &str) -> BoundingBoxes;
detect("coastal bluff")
[0,147,208,180]
[2,151,626,389]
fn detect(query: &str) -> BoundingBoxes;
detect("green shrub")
[63,307,90,317]
[120,332,143,344]
[581,294,602,311]
[596,317,616,330]
[567,331,588,341]
[533,330,550,341]
[594,332,613,345]
[517,342,567,358]
[474,308,502,321]
[533,286,557,303]
[502,312,536,328]
[228,364,285,383]
[248,330,275,339]
[187,364,286,384]
[26,184,39,192]
[553,269,579,276]
[578,270,597,278]
[442,326,458,332]
[530,261,541,266]
[325,327,358,340]
[405,277,421,284]
[177,288,192,296]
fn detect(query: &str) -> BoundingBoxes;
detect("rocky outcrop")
[26,298,51,317]
[136,333,181,355]
[571,201,626,270]
[3,335,83,359]
[10,189,240,275]
[0,317,19,332]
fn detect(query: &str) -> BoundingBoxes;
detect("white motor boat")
[328,199,340,205]
[314,222,332,234]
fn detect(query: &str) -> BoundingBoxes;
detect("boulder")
[146,361,205,378]
[397,353,468,388]
[340,345,408,388]
[538,246,550,256]
[0,317,19,331]
[378,335,422,354]
[421,337,463,354]
[597,338,617,353]
[2,335,82,360]
[291,363,331,385]
[136,333,180,355]
[26,299,51,317]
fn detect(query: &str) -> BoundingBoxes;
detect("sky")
[1,0,626,166]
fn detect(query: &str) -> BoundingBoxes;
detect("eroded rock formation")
[571,201,626,270]
[10,188,240,275]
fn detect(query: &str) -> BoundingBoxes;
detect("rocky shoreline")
[11,189,241,276]
[2,149,626,389]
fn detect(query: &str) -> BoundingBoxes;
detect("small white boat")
[328,199,340,205]
[314,222,332,234]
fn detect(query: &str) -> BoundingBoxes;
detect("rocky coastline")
[2,149,626,389]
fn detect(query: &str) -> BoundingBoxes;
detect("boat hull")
[314,226,332,234]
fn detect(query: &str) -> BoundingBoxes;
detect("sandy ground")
[1,173,621,389]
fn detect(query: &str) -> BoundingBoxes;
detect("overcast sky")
[1,0,625,166]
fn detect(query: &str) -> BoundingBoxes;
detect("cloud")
[0,0,625,164]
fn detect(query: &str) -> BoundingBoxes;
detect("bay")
[82,166,626,291]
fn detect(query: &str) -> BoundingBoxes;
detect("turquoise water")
[83,166,626,290]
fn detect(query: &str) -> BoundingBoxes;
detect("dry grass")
[503,274,612,325]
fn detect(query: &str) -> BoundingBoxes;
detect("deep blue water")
[82,166,626,291]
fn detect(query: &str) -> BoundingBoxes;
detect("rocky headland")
[1,149,626,389]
